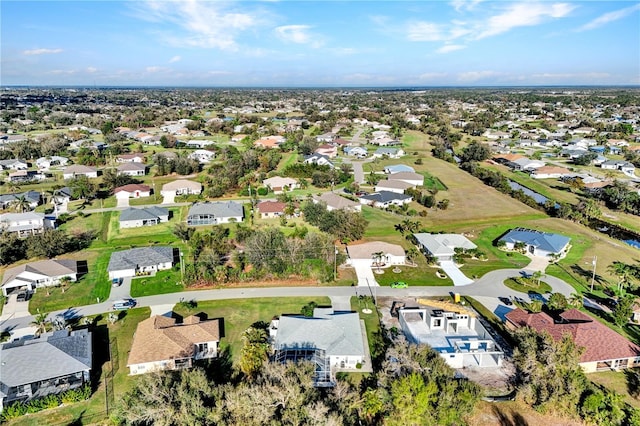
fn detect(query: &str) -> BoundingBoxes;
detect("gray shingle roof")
[275,312,365,357]
[499,228,571,254]
[360,191,411,203]
[187,201,244,218]
[0,329,92,388]
[107,246,175,272]
[120,206,168,222]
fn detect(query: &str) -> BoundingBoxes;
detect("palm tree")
[568,293,584,308]
[12,194,31,213]
[406,247,420,266]
[31,312,49,336]
[372,251,385,272]
[608,261,636,292]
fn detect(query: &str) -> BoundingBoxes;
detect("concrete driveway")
[351,259,379,287]
[522,254,550,273]
[162,191,176,204]
[0,293,32,323]
[108,276,132,302]
[439,260,474,286]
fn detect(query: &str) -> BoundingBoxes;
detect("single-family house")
[257,201,288,219]
[187,149,215,164]
[375,179,414,194]
[271,308,368,386]
[254,136,285,149]
[509,157,546,171]
[359,191,412,208]
[531,166,573,179]
[388,171,424,187]
[127,315,221,376]
[0,159,28,171]
[62,165,98,180]
[0,191,40,211]
[499,228,571,257]
[35,156,68,170]
[303,153,335,168]
[116,162,146,177]
[263,176,298,194]
[316,133,335,143]
[116,153,145,163]
[0,212,54,237]
[346,241,406,267]
[161,180,202,196]
[343,146,367,158]
[373,148,404,159]
[384,164,415,174]
[6,170,45,183]
[0,329,92,412]
[186,201,244,226]
[413,233,476,262]
[184,140,214,149]
[119,206,169,229]
[114,184,151,199]
[1,259,79,296]
[399,305,503,369]
[505,308,640,372]
[315,144,338,158]
[601,160,636,174]
[107,246,176,280]
[313,192,361,212]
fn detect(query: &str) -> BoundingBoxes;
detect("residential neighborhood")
[0,86,640,425]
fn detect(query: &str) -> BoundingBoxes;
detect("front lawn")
[589,370,640,409]
[130,268,185,297]
[374,263,453,286]
[173,297,331,363]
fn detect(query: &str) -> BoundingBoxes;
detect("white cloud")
[146,66,165,73]
[23,48,63,55]
[418,72,447,80]
[531,72,611,79]
[86,67,98,73]
[275,25,323,48]
[407,22,445,41]
[457,70,501,82]
[130,1,262,50]
[169,55,181,63]
[477,2,575,39]
[451,0,483,13]
[436,44,466,53]
[578,4,640,31]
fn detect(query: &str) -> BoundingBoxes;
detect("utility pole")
[590,255,597,292]
[180,251,185,284]
[334,245,338,281]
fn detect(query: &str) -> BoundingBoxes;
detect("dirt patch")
[468,400,586,426]
[185,278,321,289]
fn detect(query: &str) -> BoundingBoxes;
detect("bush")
[0,384,91,421]
[257,187,268,196]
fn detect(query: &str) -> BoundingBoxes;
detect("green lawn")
[504,277,553,294]
[173,297,331,363]
[9,308,151,426]
[374,263,453,287]
[589,370,640,409]
[130,268,185,297]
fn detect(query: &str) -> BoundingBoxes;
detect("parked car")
[16,291,29,302]
[391,281,408,288]
[498,296,513,306]
[112,298,137,310]
[112,278,123,287]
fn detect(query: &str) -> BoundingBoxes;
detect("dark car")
[16,291,28,302]
[112,298,137,310]
[498,296,513,306]
[112,278,123,287]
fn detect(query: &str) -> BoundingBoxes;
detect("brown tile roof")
[114,184,151,194]
[505,308,640,363]
[533,166,571,175]
[257,201,287,214]
[494,154,525,162]
[127,315,221,366]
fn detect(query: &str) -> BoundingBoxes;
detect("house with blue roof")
[383,164,415,174]
[499,228,571,258]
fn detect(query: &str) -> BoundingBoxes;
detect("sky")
[2,0,639,87]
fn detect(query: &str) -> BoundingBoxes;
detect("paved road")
[0,268,576,335]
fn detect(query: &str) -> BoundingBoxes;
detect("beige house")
[346,241,406,267]
[313,192,361,212]
[161,180,202,196]
[2,259,79,296]
[263,176,298,194]
[127,315,221,375]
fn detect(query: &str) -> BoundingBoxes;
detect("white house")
[373,148,404,159]
[399,306,503,369]
[63,165,98,179]
[107,246,175,280]
[313,192,361,212]
[271,308,367,386]
[0,159,28,171]
[116,162,146,177]
[114,184,151,199]
[35,156,68,170]
[119,206,169,229]
[187,149,215,164]
[388,171,424,187]
[0,212,54,237]
[263,176,299,194]
[359,191,412,209]
[161,180,202,196]
[303,153,335,168]
[375,179,414,194]
[1,259,79,296]
[413,233,477,262]
[384,164,415,174]
[499,228,571,258]
[346,241,406,267]
[116,153,145,163]
[186,201,244,225]
[531,166,573,179]
[343,146,367,158]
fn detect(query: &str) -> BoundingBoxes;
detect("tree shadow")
[198,345,234,385]
[570,264,606,286]
[491,405,529,426]
[625,369,640,399]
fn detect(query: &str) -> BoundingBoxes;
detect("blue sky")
[2,1,639,86]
